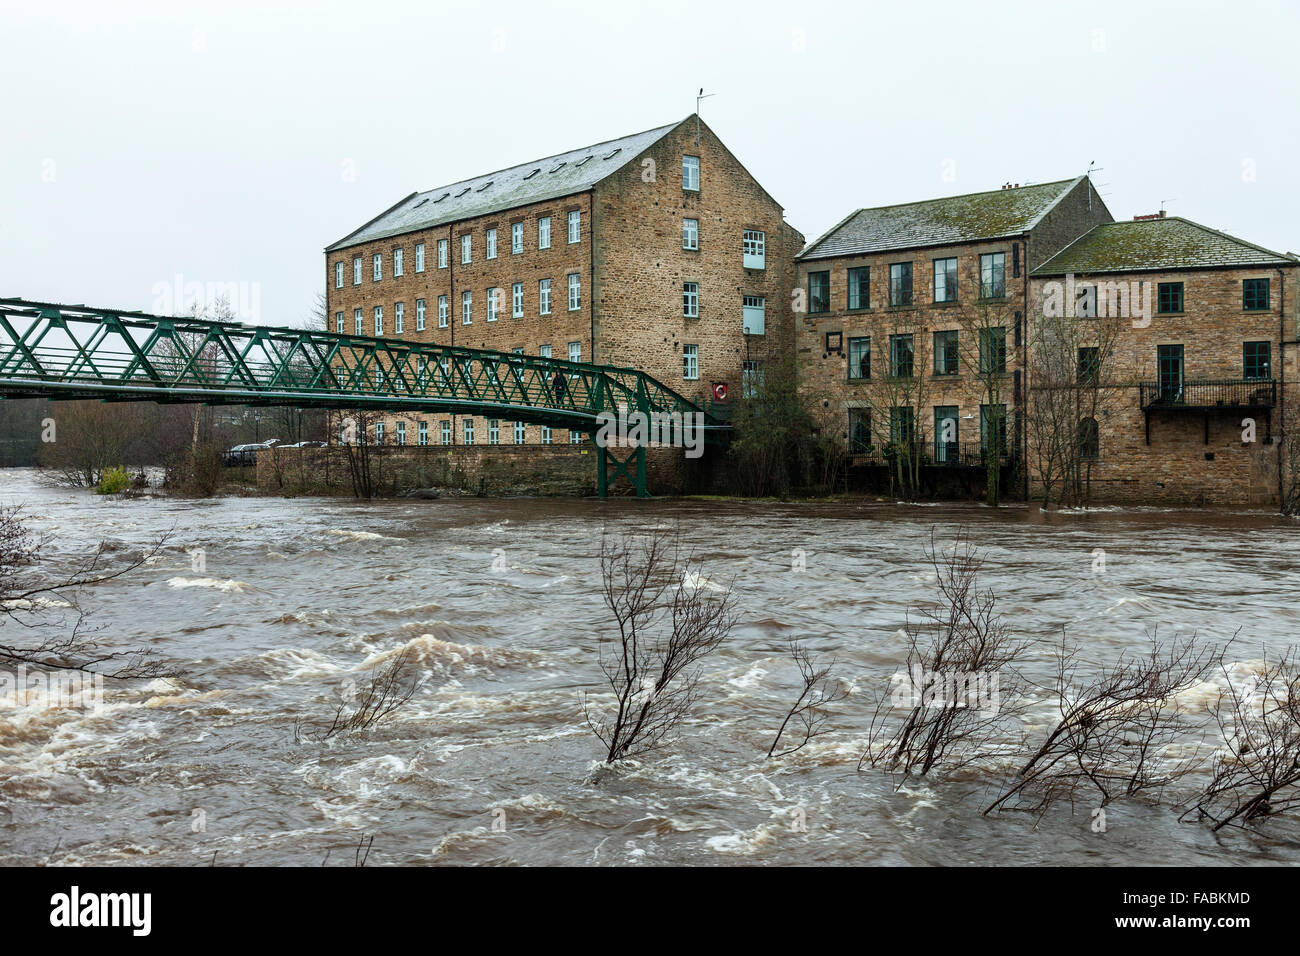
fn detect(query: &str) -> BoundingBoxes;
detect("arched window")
[1077,417,1099,461]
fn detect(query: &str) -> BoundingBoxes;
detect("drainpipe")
[1279,267,1287,506]
[1020,232,1031,499]
[448,225,457,444]
[589,190,596,366]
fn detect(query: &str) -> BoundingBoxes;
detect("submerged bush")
[95,465,131,495]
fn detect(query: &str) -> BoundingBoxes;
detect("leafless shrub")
[0,505,176,678]
[296,650,421,742]
[767,638,847,758]
[1182,649,1300,830]
[986,630,1227,815]
[860,530,1028,779]
[584,528,737,764]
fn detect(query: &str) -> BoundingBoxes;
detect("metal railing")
[1138,378,1276,410]
[849,440,1010,467]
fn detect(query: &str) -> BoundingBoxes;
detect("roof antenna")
[695,88,715,144]
[1085,161,1102,212]
[1159,197,1177,218]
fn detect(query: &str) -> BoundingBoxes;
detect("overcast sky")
[3,0,1297,324]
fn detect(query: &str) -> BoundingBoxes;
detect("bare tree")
[861,529,1027,778]
[296,649,421,741]
[0,506,175,677]
[986,630,1227,815]
[767,638,847,758]
[584,529,737,763]
[1183,649,1300,830]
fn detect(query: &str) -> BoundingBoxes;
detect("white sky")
[3,0,1297,324]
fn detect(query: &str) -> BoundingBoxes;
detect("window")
[568,210,580,244]
[980,253,1006,299]
[682,155,700,191]
[461,290,472,324]
[416,298,426,331]
[743,229,765,269]
[848,336,870,380]
[682,218,699,250]
[373,305,383,336]
[539,279,552,315]
[742,359,763,398]
[1157,281,1183,314]
[683,282,699,318]
[373,253,382,281]
[1244,278,1270,311]
[980,404,1007,455]
[889,262,913,306]
[335,262,343,288]
[1078,346,1100,384]
[890,333,914,378]
[394,302,404,334]
[396,421,406,445]
[512,282,524,318]
[489,419,500,445]
[331,312,343,335]
[354,308,363,335]
[541,425,552,445]
[847,267,869,310]
[438,295,449,328]
[934,406,958,462]
[511,222,523,254]
[933,330,959,375]
[683,343,699,380]
[743,296,765,335]
[353,257,362,285]
[418,421,428,446]
[487,288,500,322]
[486,228,497,259]
[538,216,551,250]
[440,420,451,445]
[415,242,425,272]
[437,239,448,269]
[1244,341,1271,380]
[933,257,958,303]
[393,248,403,277]
[809,271,830,313]
[1158,344,1184,400]
[1077,417,1099,461]
[849,408,872,454]
[568,274,581,311]
[979,327,1007,374]
[463,419,474,445]
[539,344,552,358]
[513,421,526,444]
[890,407,915,445]
[461,234,472,264]
[375,422,384,444]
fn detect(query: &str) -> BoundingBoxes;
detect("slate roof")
[1031,216,1297,276]
[326,119,685,252]
[797,177,1084,261]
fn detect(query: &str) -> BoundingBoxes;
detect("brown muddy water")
[1,467,1297,866]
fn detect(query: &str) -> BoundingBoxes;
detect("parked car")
[222,442,270,467]
[283,441,326,448]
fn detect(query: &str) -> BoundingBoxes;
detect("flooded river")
[1,468,1297,866]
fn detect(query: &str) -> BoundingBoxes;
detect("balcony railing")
[849,440,1010,468]
[1138,378,1276,411]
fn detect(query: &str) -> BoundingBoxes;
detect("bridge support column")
[595,440,648,498]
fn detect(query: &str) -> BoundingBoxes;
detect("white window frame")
[512,282,524,318]
[394,301,404,333]
[486,227,497,259]
[335,311,344,333]
[373,305,383,336]
[416,298,426,331]
[396,421,406,445]
[538,216,551,250]
[393,248,404,277]
[415,242,425,272]
[418,421,428,445]
[375,421,384,444]
[568,273,580,311]
[488,419,500,445]
[461,234,472,264]
[513,420,526,444]
[683,343,699,380]
[511,221,523,254]
[463,418,474,445]
[438,295,449,328]
[568,341,581,363]
[682,218,699,250]
[438,239,448,269]
[541,425,552,445]
[742,229,766,270]
[335,262,343,288]
[487,287,500,322]
[539,278,551,315]
[353,257,362,285]
[683,282,699,319]
[539,344,552,358]
[683,155,700,191]
[743,295,766,336]
[440,420,451,445]
[568,210,580,244]
[462,290,472,325]
[373,253,382,281]
[354,308,363,335]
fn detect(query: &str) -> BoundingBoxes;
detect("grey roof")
[798,177,1083,261]
[326,119,685,252]
[1031,217,1298,276]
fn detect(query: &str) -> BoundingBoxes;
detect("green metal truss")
[0,298,726,497]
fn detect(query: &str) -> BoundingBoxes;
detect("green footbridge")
[0,298,728,496]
